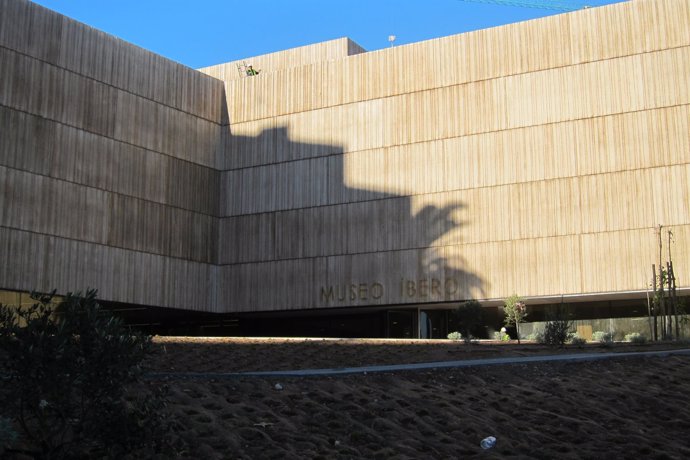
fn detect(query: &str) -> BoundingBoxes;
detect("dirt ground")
[139,338,690,459]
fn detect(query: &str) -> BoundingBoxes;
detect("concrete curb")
[145,348,690,380]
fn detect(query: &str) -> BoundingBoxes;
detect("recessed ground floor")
[2,288,687,340]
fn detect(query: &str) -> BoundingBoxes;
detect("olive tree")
[503,294,527,344]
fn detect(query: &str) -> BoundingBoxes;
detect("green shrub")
[537,306,574,347]
[569,334,587,347]
[540,320,573,347]
[0,416,17,456]
[0,289,177,457]
[592,331,614,346]
[624,332,647,344]
[447,331,463,341]
[493,329,511,341]
[452,300,483,344]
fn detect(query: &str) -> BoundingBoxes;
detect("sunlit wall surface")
[205,0,690,312]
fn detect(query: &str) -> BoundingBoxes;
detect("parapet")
[198,37,366,81]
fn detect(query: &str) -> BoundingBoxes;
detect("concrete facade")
[1,0,689,323]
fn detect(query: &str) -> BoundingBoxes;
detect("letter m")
[320,286,335,302]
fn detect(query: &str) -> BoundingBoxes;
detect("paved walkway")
[146,348,690,380]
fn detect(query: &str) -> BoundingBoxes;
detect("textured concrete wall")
[208,0,690,312]
[0,0,224,311]
[1,0,688,314]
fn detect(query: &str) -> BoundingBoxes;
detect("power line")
[457,0,591,12]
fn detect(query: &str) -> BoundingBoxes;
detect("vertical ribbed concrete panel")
[0,0,224,311]
[209,0,690,312]
[1,0,688,314]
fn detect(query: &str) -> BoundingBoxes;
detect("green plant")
[0,289,168,457]
[624,332,647,344]
[493,329,511,341]
[503,294,527,344]
[569,334,587,347]
[447,331,463,341]
[592,330,614,346]
[540,321,573,347]
[539,306,573,348]
[0,416,18,456]
[452,300,483,344]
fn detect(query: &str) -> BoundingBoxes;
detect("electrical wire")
[456,0,590,12]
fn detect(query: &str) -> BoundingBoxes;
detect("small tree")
[452,300,483,344]
[503,294,527,344]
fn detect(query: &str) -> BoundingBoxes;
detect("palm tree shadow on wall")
[220,126,485,336]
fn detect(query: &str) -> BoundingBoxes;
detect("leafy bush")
[540,320,573,347]
[493,329,511,341]
[624,332,647,345]
[452,300,483,344]
[592,331,615,346]
[0,416,17,456]
[570,334,587,347]
[447,331,463,341]
[538,306,574,347]
[0,289,176,457]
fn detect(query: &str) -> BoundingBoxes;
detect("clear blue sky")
[31,0,624,69]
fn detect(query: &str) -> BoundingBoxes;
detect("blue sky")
[31,0,624,69]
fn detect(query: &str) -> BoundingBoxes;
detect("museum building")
[1,0,689,338]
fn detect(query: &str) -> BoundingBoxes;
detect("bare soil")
[139,338,690,459]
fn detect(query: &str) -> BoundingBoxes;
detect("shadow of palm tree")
[220,126,485,313]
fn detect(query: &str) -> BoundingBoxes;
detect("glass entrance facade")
[419,310,448,339]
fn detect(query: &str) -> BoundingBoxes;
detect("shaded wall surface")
[1,0,689,314]
[0,0,224,311]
